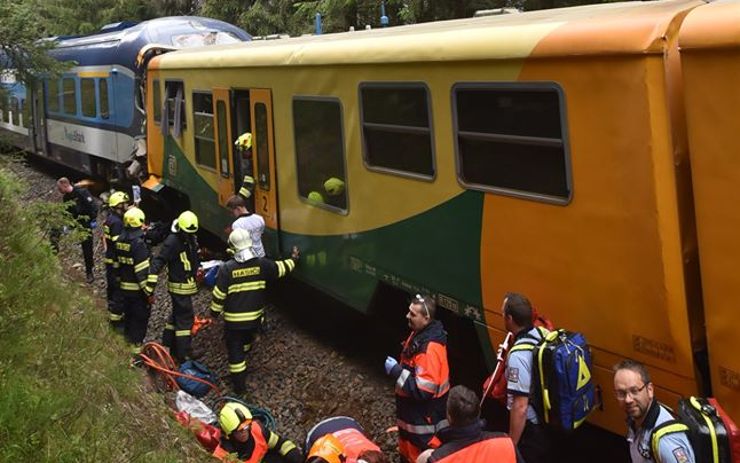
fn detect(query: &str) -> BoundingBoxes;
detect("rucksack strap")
[686,396,721,463]
[650,419,690,463]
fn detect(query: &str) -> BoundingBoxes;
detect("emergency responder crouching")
[305,416,388,463]
[103,191,129,333]
[417,385,524,463]
[148,210,200,363]
[613,359,695,463]
[215,402,302,463]
[384,294,450,463]
[209,229,300,394]
[115,207,153,354]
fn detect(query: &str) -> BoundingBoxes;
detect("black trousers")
[122,291,150,346]
[81,233,94,275]
[224,327,257,394]
[162,293,194,363]
[105,264,124,331]
[519,421,553,463]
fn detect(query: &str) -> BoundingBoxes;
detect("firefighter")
[235,132,255,203]
[148,210,200,363]
[209,229,300,394]
[417,385,524,463]
[305,416,388,463]
[103,191,129,333]
[115,207,153,354]
[214,402,302,463]
[384,294,450,463]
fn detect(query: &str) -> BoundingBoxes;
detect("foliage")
[0,165,212,462]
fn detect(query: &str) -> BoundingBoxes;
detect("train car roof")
[679,0,740,51]
[50,16,250,67]
[152,0,703,70]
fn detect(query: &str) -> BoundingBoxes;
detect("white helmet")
[228,228,252,252]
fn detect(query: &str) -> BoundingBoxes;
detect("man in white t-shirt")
[226,195,265,258]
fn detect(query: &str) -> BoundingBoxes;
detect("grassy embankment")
[0,163,212,462]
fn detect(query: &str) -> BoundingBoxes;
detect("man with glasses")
[613,359,695,463]
[384,294,450,463]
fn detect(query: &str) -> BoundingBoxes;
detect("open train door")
[212,88,235,207]
[249,89,280,256]
[30,82,48,156]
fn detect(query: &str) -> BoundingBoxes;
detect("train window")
[193,92,216,170]
[62,78,77,115]
[21,98,28,128]
[165,81,186,136]
[10,97,19,126]
[216,100,230,178]
[81,78,96,118]
[99,79,109,120]
[453,83,571,203]
[255,103,270,191]
[293,97,348,212]
[359,83,435,179]
[47,80,60,113]
[152,79,161,124]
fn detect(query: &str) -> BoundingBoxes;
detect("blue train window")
[152,79,161,124]
[62,78,77,115]
[359,83,435,180]
[293,97,348,213]
[10,97,19,125]
[81,78,96,118]
[193,92,216,169]
[99,79,109,119]
[453,83,571,204]
[47,80,60,113]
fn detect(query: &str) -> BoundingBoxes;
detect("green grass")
[0,166,212,462]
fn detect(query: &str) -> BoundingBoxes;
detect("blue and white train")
[0,16,250,181]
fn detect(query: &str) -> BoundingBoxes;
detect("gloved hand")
[384,356,399,375]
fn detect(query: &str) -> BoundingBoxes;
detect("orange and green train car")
[143,0,739,434]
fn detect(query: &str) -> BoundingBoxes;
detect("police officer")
[613,359,696,463]
[503,292,552,463]
[384,294,450,463]
[115,207,153,354]
[417,385,524,463]
[214,402,302,463]
[148,210,200,363]
[56,177,98,283]
[305,416,388,463]
[103,191,129,333]
[209,229,299,394]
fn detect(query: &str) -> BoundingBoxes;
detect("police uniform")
[103,209,124,331]
[389,319,450,463]
[627,400,696,463]
[148,229,199,362]
[305,416,381,463]
[115,226,152,351]
[62,185,98,277]
[427,420,524,463]
[210,254,297,393]
[506,326,553,463]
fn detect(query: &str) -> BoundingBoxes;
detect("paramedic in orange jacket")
[304,416,388,463]
[385,294,450,463]
[214,402,302,463]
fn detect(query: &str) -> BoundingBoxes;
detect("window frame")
[62,76,77,116]
[152,79,161,125]
[47,79,60,114]
[192,90,217,171]
[451,81,572,205]
[99,78,110,120]
[292,95,349,215]
[358,81,436,182]
[164,80,186,137]
[80,77,97,118]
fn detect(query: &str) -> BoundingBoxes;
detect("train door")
[213,88,234,206]
[30,82,48,155]
[250,89,280,255]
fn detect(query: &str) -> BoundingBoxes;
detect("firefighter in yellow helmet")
[103,191,130,333]
[115,207,153,353]
[235,132,255,205]
[305,416,388,463]
[209,229,300,394]
[213,402,302,463]
[147,210,200,362]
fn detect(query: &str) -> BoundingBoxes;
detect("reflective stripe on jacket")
[212,421,298,463]
[115,228,151,294]
[103,212,123,266]
[148,231,199,295]
[428,421,521,463]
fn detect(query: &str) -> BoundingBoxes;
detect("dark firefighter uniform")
[390,319,450,463]
[209,252,297,394]
[427,421,523,463]
[148,221,199,362]
[213,418,301,463]
[115,208,152,352]
[103,208,124,331]
[59,184,98,277]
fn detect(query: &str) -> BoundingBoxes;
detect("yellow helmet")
[108,191,130,208]
[177,210,198,233]
[123,207,146,228]
[228,228,253,252]
[308,434,345,463]
[235,132,253,150]
[323,177,345,196]
[307,191,325,204]
[219,402,253,435]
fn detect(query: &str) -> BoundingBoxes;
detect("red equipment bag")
[710,398,740,463]
[175,411,222,451]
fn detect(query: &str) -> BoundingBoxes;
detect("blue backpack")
[176,360,217,398]
[513,328,596,431]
